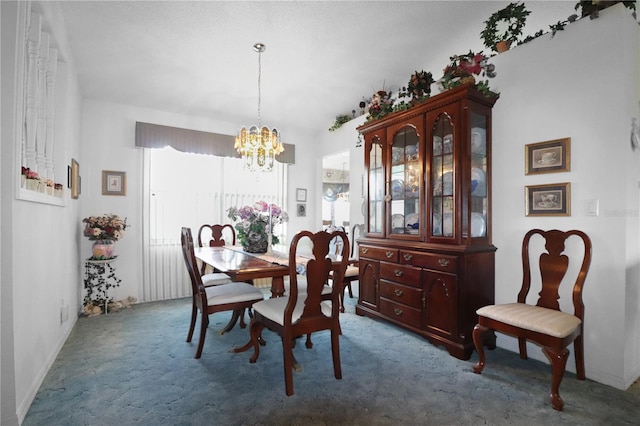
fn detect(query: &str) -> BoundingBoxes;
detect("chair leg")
[518,337,528,359]
[472,323,488,374]
[195,313,209,359]
[282,337,295,396]
[346,281,353,298]
[331,323,342,380]
[187,298,197,343]
[305,333,313,349]
[339,284,346,313]
[249,321,265,363]
[542,346,569,411]
[239,308,247,328]
[574,335,585,380]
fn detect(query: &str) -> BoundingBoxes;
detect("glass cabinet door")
[430,113,454,238]
[468,112,488,238]
[368,135,384,234]
[389,125,420,236]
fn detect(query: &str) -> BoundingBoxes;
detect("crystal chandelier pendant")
[234,43,284,172]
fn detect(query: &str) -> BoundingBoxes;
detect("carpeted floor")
[23,292,640,425]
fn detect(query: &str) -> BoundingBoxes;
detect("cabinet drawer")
[379,298,422,329]
[380,262,422,288]
[360,245,398,262]
[380,280,422,309]
[399,250,457,273]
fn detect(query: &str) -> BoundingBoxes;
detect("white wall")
[319,5,640,390]
[79,100,318,302]
[1,2,83,424]
[490,5,640,389]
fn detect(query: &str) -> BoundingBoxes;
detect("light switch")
[586,199,599,216]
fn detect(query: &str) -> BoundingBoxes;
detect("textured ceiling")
[55,1,575,136]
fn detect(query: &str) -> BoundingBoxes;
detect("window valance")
[135,121,295,164]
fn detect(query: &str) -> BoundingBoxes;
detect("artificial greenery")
[480,2,531,52]
[84,261,121,313]
[328,114,352,132]
[575,1,636,19]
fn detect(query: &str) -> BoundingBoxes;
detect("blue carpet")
[23,294,640,425]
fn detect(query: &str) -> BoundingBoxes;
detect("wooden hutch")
[356,84,498,360]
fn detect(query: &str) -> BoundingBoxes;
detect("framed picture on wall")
[525,138,570,175]
[102,170,126,196]
[296,188,307,202]
[70,159,80,199]
[297,203,306,217]
[525,182,571,216]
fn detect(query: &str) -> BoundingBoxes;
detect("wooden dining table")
[194,246,291,298]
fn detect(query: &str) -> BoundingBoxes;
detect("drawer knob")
[403,253,413,261]
[394,289,404,297]
[438,258,450,267]
[386,251,394,258]
[394,307,403,316]
[361,247,369,254]
[394,269,403,277]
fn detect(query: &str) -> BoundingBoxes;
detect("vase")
[495,40,511,53]
[242,231,268,253]
[92,240,115,259]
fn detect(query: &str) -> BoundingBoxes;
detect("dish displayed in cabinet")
[443,134,453,154]
[405,144,419,161]
[392,214,405,232]
[391,179,404,198]
[471,127,486,154]
[471,168,486,196]
[434,171,453,196]
[471,212,486,237]
[433,136,443,155]
[405,213,419,233]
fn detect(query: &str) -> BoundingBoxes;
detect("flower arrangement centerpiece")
[437,50,497,96]
[227,201,288,253]
[366,90,394,121]
[83,214,128,259]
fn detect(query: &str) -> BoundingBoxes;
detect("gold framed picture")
[525,182,571,216]
[70,159,80,199]
[525,138,570,175]
[102,170,126,196]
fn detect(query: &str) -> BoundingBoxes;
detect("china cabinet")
[356,84,498,360]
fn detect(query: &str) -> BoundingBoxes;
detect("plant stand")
[84,258,121,314]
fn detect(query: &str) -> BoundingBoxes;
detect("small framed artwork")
[70,159,80,199]
[102,170,126,196]
[525,137,570,175]
[297,203,307,217]
[525,182,571,216]
[296,188,307,202]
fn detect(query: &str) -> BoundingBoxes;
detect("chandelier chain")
[257,48,262,127]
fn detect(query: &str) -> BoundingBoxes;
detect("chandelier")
[234,43,284,172]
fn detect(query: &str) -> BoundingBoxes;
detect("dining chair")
[244,229,349,396]
[180,227,264,359]
[197,223,236,275]
[472,229,592,411]
[330,223,364,312]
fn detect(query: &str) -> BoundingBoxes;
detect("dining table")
[194,245,295,298]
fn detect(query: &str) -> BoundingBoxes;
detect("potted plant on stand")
[481,2,531,53]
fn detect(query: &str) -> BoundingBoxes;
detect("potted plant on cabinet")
[481,2,531,53]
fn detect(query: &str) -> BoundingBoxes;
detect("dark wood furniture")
[472,229,592,411]
[197,223,236,274]
[180,227,265,358]
[193,246,290,298]
[236,230,349,396]
[356,84,498,360]
[330,223,364,312]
